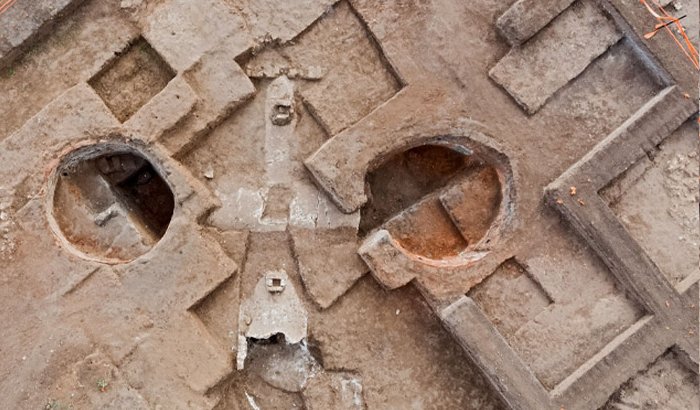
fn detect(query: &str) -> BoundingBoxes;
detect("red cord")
[641,0,699,70]
[0,0,17,17]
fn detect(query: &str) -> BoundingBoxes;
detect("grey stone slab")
[490,0,622,114]
[236,0,337,43]
[497,0,576,45]
[440,297,554,410]
[143,0,253,72]
[0,83,119,194]
[467,259,551,339]
[124,75,197,141]
[161,45,255,154]
[184,46,255,116]
[0,0,85,69]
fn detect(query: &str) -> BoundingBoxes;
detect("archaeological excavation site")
[0,0,698,408]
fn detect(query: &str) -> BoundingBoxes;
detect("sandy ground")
[0,0,697,409]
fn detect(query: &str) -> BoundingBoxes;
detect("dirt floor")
[0,0,698,409]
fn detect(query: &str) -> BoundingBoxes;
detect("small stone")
[120,0,143,10]
[302,371,364,410]
[94,205,119,227]
[306,66,325,79]
[246,342,320,392]
[271,104,294,126]
[203,165,215,180]
[265,271,287,293]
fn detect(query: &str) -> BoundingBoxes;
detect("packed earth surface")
[0,0,698,409]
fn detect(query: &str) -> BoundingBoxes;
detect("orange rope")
[640,0,699,70]
[656,0,699,67]
[0,0,16,16]
[642,0,698,67]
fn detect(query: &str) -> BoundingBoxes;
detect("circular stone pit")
[48,142,175,263]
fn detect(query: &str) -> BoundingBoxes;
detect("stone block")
[496,0,576,45]
[468,259,552,339]
[246,342,321,393]
[143,0,253,72]
[290,227,367,309]
[302,371,365,410]
[285,1,401,135]
[161,46,255,154]
[440,166,503,246]
[124,75,197,141]
[490,0,622,114]
[0,0,85,69]
[237,267,308,369]
[184,46,256,115]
